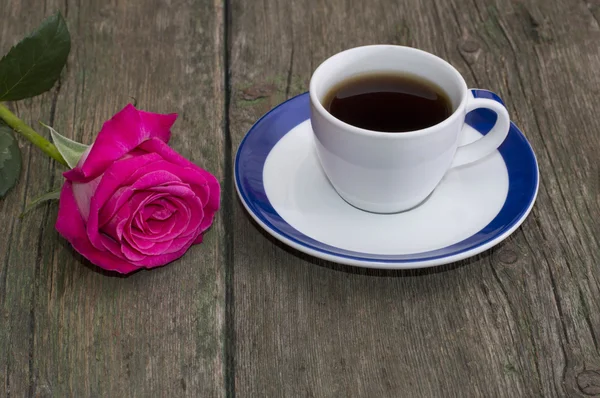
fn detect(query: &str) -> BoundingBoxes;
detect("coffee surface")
[323,73,452,132]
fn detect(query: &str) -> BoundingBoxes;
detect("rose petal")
[130,196,194,244]
[117,193,180,254]
[133,211,177,241]
[99,233,127,259]
[71,174,102,222]
[138,108,178,144]
[121,241,147,262]
[119,158,203,190]
[162,236,195,255]
[64,105,177,182]
[88,170,183,250]
[95,151,219,231]
[136,203,169,234]
[102,191,163,242]
[154,198,202,253]
[109,153,219,235]
[120,191,167,238]
[129,239,173,256]
[139,138,220,210]
[69,151,161,233]
[145,214,177,236]
[147,183,197,198]
[96,156,177,225]
[129,239,196,268]
[146,201,176,221]
[55,182,140,274]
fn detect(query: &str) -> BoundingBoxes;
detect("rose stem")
[0,103,68,167]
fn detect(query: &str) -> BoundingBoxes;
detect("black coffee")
[323,73,452,132]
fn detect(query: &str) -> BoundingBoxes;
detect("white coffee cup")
[309,45,510,213]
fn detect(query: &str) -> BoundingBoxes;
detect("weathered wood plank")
[229,0,600,396]
[0,0,226,396]
[0,3,67,396]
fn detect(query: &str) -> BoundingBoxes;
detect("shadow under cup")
[309,45,470,214]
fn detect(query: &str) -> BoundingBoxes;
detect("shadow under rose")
[237,198,496,278]
[57,237,144,278]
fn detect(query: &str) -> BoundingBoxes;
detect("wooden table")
[1,0,599,396]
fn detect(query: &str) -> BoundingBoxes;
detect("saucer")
[235,90,539,269]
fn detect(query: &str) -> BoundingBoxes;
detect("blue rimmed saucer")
[235,90,539,269]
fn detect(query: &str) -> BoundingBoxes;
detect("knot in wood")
[496,249,518,265]
[578,370,600,396]
[460,39,480,54]
[241,83,276,101]
[33,382,53,398]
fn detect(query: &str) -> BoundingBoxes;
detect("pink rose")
[56,104,220,274]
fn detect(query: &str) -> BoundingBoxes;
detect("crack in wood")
[223,0,236,397]
[520,230,562,396]
[285,42,294,99]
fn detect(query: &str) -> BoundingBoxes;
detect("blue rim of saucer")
[235,90,539,264]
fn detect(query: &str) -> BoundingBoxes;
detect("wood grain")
[2,0,599,396]
[228,0,600,396]
[0,0,226,396]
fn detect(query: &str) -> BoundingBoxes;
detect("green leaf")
[40,122,88,169]
[0,12,71,101]
[20,188,61,218]
[0,123,22,198]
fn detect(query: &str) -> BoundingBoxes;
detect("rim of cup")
[309,45,470,139]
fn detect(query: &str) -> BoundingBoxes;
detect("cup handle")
[450,90,511,168]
